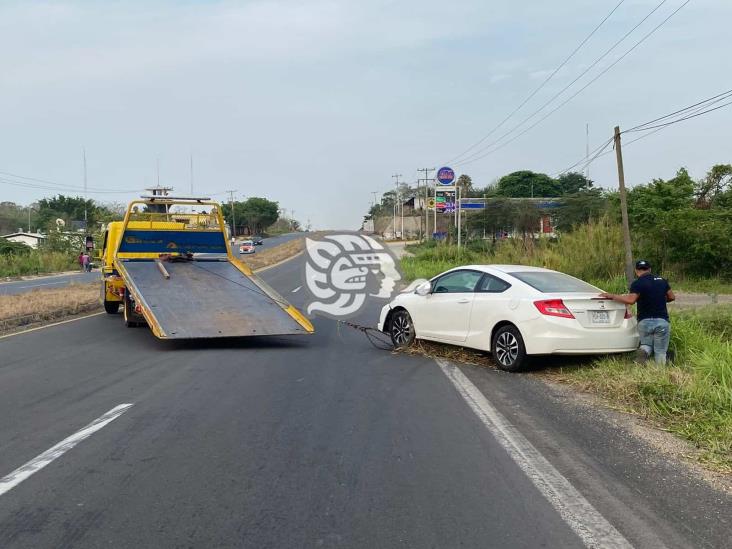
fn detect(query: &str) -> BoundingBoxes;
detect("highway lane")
[0,232,305,296]
[0,252,729,548]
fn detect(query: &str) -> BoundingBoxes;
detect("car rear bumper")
[521,316,640,355]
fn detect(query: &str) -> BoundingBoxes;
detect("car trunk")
[542,293,627,329]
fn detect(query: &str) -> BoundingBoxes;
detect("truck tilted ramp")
[104,197,314,340]
[118,258,312,339]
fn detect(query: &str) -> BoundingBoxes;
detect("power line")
[453,0,672,166]
[455,0,692,168]
[625,97,732,132]
[446,0,627,165]
[554,86,731,176]
[0,169,142,193]
[625,88,732,132]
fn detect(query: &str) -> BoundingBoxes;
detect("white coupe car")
[378,265,639,372]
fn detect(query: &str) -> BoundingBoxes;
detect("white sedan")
[378,265,639,372]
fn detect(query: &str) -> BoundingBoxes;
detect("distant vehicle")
[239,240,256,254]
[378,265,639,372]
[251,235,264,245]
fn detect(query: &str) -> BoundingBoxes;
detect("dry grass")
[244,239,304,271]
[0,282,100,333]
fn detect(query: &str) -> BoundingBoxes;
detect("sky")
[1,0,730,229]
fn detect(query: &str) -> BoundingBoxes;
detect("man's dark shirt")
[630,273,671,321]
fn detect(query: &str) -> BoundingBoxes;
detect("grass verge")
[0,283,101,334]
[543,306,732,473]
[0,251,78,278]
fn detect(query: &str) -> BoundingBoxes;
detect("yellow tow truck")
[100,195,313,339]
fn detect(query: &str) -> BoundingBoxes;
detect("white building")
[2,232,46,249]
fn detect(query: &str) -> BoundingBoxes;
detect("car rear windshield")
[510,271,599,293]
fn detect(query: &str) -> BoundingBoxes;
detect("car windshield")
[510,271,599,293]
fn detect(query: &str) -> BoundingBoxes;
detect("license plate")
[590,311,610,324]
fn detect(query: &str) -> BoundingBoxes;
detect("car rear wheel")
[123,291,143,328]
[492,324,527,372]
[104,299,120,314]
[390,309,415,349]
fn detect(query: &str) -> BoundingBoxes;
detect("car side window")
[432,270,483,294]
[476,274,511,293]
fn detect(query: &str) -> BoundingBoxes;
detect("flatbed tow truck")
[100,195,313,339]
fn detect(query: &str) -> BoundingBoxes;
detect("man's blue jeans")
[637,318,671,364]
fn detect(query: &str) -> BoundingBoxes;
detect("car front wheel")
[492,324,528,372]
[390,309,415,349]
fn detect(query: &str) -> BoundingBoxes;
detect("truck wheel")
[104,300,120,314]
[123,292,140,328]
[492,324,528,372]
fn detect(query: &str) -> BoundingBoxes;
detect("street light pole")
[392,173,402,239]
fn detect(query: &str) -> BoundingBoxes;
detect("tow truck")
[99,195,313,339]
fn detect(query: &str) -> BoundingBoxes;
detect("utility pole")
[585,123,590,180]
[392,174,402,239]
[227,190,237,239]
[614,126,635,285]
[156,157,160,187]
[371,191,378,208]
[418,167,435,240]
[83,148,88,226]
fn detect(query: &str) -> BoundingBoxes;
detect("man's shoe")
[634,348,649,364]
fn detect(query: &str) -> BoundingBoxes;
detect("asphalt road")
[0,252,729,548]
[0,233,305,296]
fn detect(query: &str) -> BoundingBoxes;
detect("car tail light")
[534,299,575,319]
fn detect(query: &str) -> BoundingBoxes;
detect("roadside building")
[1,231,46,249]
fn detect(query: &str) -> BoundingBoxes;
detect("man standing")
[599,260,675,364]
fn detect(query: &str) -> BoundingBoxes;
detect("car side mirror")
[415,281,432,296]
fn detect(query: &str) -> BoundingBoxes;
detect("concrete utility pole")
[83,148,88,226]
[371,191,378,208]
[392,174,402,239]
[227,190,237,238]
[418,167,435,240]
[614,126,635,285]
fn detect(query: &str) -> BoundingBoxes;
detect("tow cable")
[336,320,395,351]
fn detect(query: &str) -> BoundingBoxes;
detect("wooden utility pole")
[614,126,635,286]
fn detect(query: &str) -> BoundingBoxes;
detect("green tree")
[554,189,608,232]
[494,171,561,197]
[222,197,279,235]
[557,172,593,194]
[695,164,732,209]
[36,195,100,230]
[456,174,473,196]
[627,168,694,228]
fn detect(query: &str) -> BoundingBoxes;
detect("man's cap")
[635,259,651,270]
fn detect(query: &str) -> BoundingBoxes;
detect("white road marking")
[0,403,134,497]
[292,286,302,293]
[0,312,104,340]
[435,358,634,549]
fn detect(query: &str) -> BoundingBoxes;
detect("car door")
[416,269,483,342]
[464,273,514,350]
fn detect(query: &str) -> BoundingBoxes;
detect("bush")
[0,240,32,256]
[0,250,78,277]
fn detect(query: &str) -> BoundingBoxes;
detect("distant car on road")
[239,240,256,254]
[378,265,639,372]
[251,235,264,245]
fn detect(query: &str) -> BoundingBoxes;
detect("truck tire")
[123,291,141,328]
[104,300,120,314]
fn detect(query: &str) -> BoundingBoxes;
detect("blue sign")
[118,230,228,254]
[461,202,485,209]
[436,166,455,185]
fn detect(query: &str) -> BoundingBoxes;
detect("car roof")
[459,264,558,275]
